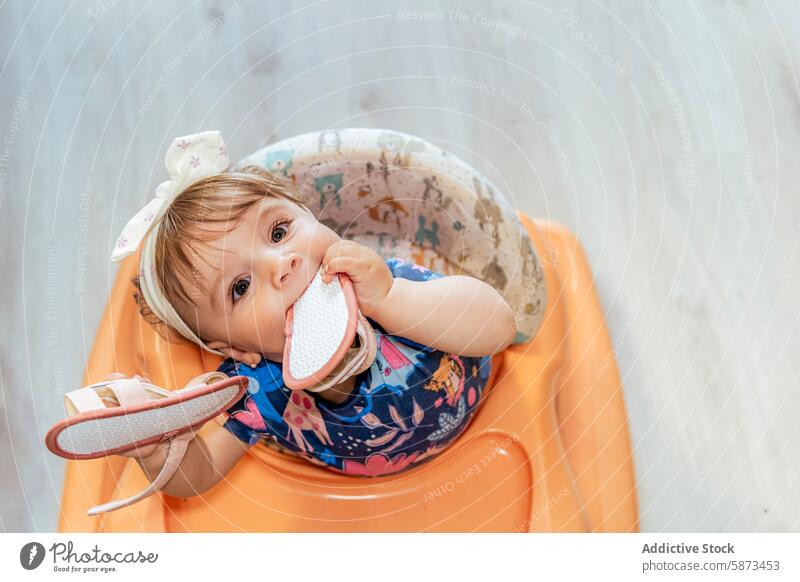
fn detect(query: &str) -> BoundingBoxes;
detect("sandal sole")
[45,376,248,460]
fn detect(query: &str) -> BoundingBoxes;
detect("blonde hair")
[132,164,310,343]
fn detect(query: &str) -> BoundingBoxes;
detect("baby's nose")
[280,256,300,284]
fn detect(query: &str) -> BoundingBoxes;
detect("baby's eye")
[231,276,251,304]
[271,220,291,243]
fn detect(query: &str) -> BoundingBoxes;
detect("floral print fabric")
[220,258,493,477]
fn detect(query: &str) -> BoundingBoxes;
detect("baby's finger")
[321,246,354,281]
[321,240,354,265]
[323,256,359,283]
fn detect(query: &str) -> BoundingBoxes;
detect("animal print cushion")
[238,129,546,344]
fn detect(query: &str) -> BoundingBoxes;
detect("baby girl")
[110,131,516,496]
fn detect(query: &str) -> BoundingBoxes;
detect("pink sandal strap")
[63,378,167,416]
[355,312,377,374]
[86,431,193,516]
[107,378,160,407]
[83,374,238,515]
[64,388,107,414]
[307,313,377,392]
[182,371,230,391]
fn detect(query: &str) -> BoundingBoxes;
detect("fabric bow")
[111,130,230,262]
[108,130,231,357]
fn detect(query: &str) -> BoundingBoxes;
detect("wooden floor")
[0,0,797,532]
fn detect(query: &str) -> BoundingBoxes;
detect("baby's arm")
[133,421,250,498]
[319,241,516,357]
[371,275,516,357]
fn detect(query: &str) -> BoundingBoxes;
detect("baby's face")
[177,197,340,364]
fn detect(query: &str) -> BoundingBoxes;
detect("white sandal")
[45,372,248,515]
[283,270,377,392]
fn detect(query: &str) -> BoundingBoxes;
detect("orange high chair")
[56,213,638,532]
[56,128,637,532]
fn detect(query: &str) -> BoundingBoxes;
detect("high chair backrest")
[239,128,546,344]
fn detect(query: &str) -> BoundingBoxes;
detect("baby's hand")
[320,241,393,318]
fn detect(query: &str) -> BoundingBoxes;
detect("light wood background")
[0,0,797,532]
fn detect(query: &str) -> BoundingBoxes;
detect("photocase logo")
[19,542,46,570]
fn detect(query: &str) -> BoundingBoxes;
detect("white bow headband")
[111,130,230,356]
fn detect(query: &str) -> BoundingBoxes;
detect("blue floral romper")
[220,258,493,477]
